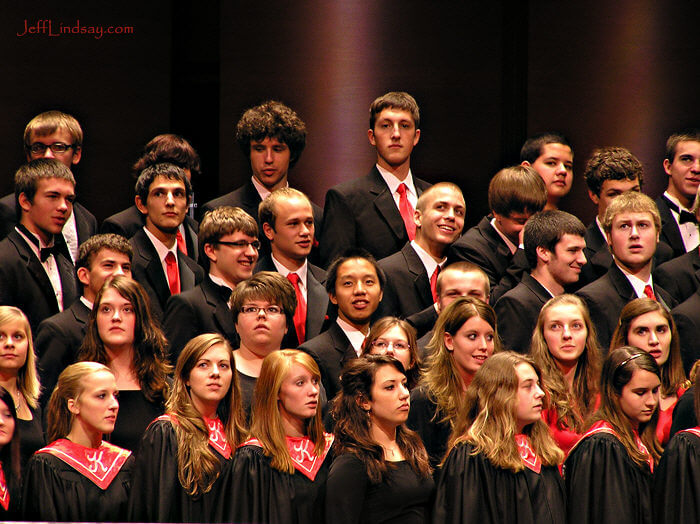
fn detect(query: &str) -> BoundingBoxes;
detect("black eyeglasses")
[28,142,77,154]
[215,240,261,250]
[240,305,283,316]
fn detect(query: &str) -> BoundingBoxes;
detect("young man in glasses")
[163,206,259,359]
[0,111,97,261]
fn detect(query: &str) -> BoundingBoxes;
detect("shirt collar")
[271,254,308,289]
[209,273,233,291]
[376,164,416,197]
[410,240,444,277]
[143,226,178,262]
[336,317,368,357]
[251,175,289,202]
[616,263,653,298]
[489,217,518,254]
[664,191,692,214]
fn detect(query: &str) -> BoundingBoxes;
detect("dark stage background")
[1,1,697,228]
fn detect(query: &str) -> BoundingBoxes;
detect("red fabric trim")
[243,433,334,481]
[578,420,653,472]
[0,463,8,511]
[514,434,542,474]
[204,417,231,459]
[681,427,700,438]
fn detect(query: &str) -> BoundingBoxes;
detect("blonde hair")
[167,334,246,496]
[46,362,113,443]
[0,306,40,409]
[249,350,325,474]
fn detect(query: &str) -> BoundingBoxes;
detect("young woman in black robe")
[433,351,566,524]
[218,349,332,524]
[77,276,171,452]
[327,355,434,524]
[0,387,22,519]
[22,362,133,521]
[564,346,662,524]
[653,368,700,523]
[128,333,246,522]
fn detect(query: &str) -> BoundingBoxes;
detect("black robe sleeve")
[21,451,133,522]
[652,430,700,524]
[432,442,566,524]
[670,386,697,437]
[406,387,451,469]
[564,433,652,524]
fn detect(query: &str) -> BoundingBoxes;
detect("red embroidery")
[204,417,231,459]
[681,427,700,438]
[515,434,542,473]
[578,420,654,473]
[243,433,334,481]
[0,463,8,511]
[37,439,131,489]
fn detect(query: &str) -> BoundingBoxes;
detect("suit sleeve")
[36,320,76,405]
[494,294,530,353]
[319,188,355,268]
[163,294,200,360]
[99,217,128,236]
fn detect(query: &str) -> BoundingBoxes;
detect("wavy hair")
[362,317,421,390]
[0,306,40,409]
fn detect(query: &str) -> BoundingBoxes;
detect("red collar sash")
[514,434,542,473]
[156,414,231,459]
[681,427,700,438]
[37,439,131,489]
[0,463,8,511]
[579,420,654,472]
[244,433,334,481]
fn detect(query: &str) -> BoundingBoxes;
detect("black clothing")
[299,322,356,401]
[236,368,257,420]
[671,289,700,375]
[433,441,566,524]
[406,387,450,469]
[653,247,700,303]
[18,405,45,470]
[326,453,434,524]
[406,305,438,340]
[670,386,697,437]
[105,390,164,453]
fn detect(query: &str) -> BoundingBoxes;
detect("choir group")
[0,92,698,523]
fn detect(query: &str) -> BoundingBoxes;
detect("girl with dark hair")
[0,386,21,518]
[610,297,688,445]
[218,349,332,523]
[129,333,246,522]
[407,297,501,467]
[530,294,601,454]
[433,351,566,523]
[362,316,422,390]
[326,355,434,524]
[77,275,171,451]
[565,346,662,524]
[22,362,133,521]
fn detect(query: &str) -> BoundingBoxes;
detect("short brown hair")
[229,271,297,329]
[665,130,700,163]
[602,191,661,233]
[76,234,133,271]
[523,210,586,268]
[584,146,644,196]
[14,159,75,218]
[132,134,201,177]
[199,206,258,247]
[23,110,83,156]
[369,91,420,129]
[488,165,547,217]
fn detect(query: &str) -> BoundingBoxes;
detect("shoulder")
[328,453,367,478]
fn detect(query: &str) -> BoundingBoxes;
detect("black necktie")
[664,197,698,224]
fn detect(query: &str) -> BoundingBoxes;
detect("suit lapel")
[404,244,433,306]
[368,168,407,242]
[329,323,356,364]
[305,268,329,339]
[184,216,199,262]
[56,251,78,307]
[609,265,638,301]
[134,231,171,306]
[202,278,235,335]
[178,252,197,291]
[11,233,60,310]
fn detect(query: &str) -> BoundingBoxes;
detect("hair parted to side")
[0,386,22,488]
[530,295,601,433]
[665,129,700,163]
[229,271,296,329]
[235,101,307,167]
[23,110,83,154]
[46,361,113,443]
[488,165,547,217]
[519,132,572,164]
[258,187,312,230]
[0,306,40,409]
[167,333,246,496]
[331,355,431,483]
[134,162,192,204]
[78,276,171,403]
[361,317,422,390]
[199,206,259,246]
[249,350,325,474]
[610,298,686,396]
[422,297,502,427]
[132,134,201,178]
[591,346,662,467]
[448,351,564,471]
[14,158,75,218]
[583,146,644,196]
[523,210,586,268]
[602,190,661,233]
[369,91,420,129]
[76,233,133,271]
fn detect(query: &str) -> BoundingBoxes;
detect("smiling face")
[414,186,466,256]
[235,299,287,356]
[0,318,29,376]
[626,311,672,367]
[664,140,700,207]
[19,177,75,245]
[206,231,259,288]
[607,212,659,273]
[618,368,660,429]
[95,288,136,351]
[445,315,495,383]
[362,364,410,429]
[437,269,490,310]
[68,369,119,437]
[368,108,420,172]
[514,362,545,432]
[186,343,233,416]
[264,196,315,266]
[250,137,291,191]
[527,143,574,205]
[542,303,587,368]
[541,233,587,287]
[0,399,15,448]
[330,258,383,330]
[278,363,320,424]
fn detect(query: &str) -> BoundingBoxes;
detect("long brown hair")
[167,334,246,496]
[249,350,325,474]
[0,306,40,409]
[590,346,662,466]
[362,317,421,389]
[530,294,601,432]
[448,351,564,471]
[331,355,432,483]
[78,276,170,403]
[610,298,686,396]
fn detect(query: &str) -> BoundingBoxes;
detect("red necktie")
[430,265,441,302]
[643,284,656,301]
[175,230,187,256]
[397,183,416,241]
[287,273,306,343]
[165,252,180,295]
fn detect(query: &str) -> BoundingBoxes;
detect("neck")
[192,396,219,420]
[258,174,288,193]
[557,360,578,390]
[0,373,19,398]
[458,369,474,392]
[530,267,564,296]
[66,421,102,449]
[667,185,693,209]
[146,223,177,248]
[544,198,559,211]
[414,236,447,261]
[614,259,652,281]
[377,158,410,181]
[233,344,271,377]
[337,314,370,334]
[280,410,307,438]
[19,219,52,245]
[271,249,305,272]
[105,345,135,378]
[209,266,239,290]
[369,418,399,452]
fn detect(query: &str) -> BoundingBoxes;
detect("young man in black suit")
[577,191,677,352]
[163,206,259,359]
[256,188,328,347]
[101,134,202,261]
[377,182,465,319]
[36,233,132,403]
[0,111,97,260]
[299,249,385,400]
[318,92,432,267]
[671,286,700,375]
[655,130,700,258]
[495,210,586,353]
[448,165,547,304]
[520,132,574,211]
[130,163,203,321]
[0,159,79,333]
[200,101,323,259]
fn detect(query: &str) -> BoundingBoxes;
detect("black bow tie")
[664,197,698,224]
[39,245,61,262]
[16,224,60,261]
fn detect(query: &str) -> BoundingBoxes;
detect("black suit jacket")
[655,195,688,259]
[377,243,434,319]
[299,322,356,401]
[494,273,552,354]
[254,255,329,347]
[101,205,200,262]
[318,167,431,267]
[576,264,677,353]
[653,247,700,304]
[0,230,78,334]
[163,276,238,360]
[129,229,204,321]
[406,305,439,340]
[671,289,700,375]
[36,299,91,405]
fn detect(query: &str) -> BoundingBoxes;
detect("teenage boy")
[520,132,574,211]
